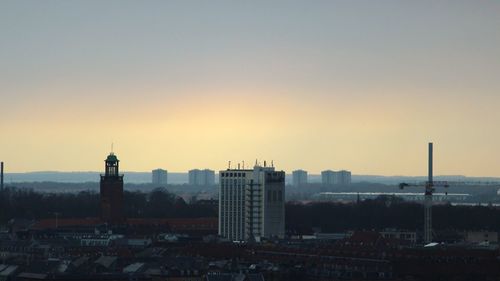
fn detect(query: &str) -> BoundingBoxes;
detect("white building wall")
[219,165,285,242]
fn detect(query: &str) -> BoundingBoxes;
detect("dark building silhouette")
[100,152,124,223]
[1,161,4,191]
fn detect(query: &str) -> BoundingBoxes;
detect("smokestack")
[428,143,433,184]
[1,162,4,191]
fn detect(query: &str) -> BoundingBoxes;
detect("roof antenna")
[271,160,274,167]
[228,161,231,169]
[111,142,114,155]
[255,159,258,166]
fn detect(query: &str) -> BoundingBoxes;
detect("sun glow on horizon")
[1,1,499,176]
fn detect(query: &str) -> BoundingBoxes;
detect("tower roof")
[106,153,118,162]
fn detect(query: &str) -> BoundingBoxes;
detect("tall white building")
[189,169,215,186]
[321,170,351,185]
[219,164,285,242]
[292,169,308,186]
[152,169,168,185]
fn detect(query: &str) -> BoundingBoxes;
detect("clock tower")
[100,152,124,223]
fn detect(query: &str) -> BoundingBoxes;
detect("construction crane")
[399,143,449,244]
[399,143,500,244]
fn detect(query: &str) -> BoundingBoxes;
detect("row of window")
[220,183,240,187]
[220,172,247,177]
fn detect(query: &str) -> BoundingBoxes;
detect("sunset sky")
[1,1,499,176]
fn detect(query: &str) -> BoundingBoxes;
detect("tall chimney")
[1,162,4,191]
[428,143,433,184]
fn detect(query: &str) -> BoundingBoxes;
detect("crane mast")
[424,142,434,244]
[400,143,499,244]
[399,142,442,244]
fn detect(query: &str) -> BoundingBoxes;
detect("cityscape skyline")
[1,1,500,176]
[1,2,500,280]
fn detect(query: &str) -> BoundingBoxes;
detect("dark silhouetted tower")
[1,162,4,191]
[100,152,124,223]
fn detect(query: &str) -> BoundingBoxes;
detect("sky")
[1,1,499,176]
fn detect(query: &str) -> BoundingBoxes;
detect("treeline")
[286,196,500,234]
[2,188,500,232]
[6,181,217,194]
[0,187,217,224]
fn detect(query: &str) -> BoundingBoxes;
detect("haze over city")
[1,1,499,176]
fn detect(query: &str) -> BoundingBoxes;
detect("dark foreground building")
[100,152,124,224]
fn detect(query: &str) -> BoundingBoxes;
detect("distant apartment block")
[219,164,285,242]
[152,169,168,186]
[321,170,335,185]
[189,169,215,186]
[337,170,352,185]
[321,170,351,185]
[292,169,308,186]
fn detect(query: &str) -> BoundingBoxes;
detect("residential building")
[380,229,417,244]
[321,170,335,185]
[219,163,285,242]
[152,169,168,186]
[337,170,352,185]
[292,169,308,186]
[321,170,351,185]
[189,169,215,186]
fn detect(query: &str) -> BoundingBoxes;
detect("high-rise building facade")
[321,170,352,185]
[219,164,285,242]
[100,152,124,223]
[152,169,168,185]
[321,170,335,185]
[337,170,352,185]
[189,169,215,186]
[292,169,308,186]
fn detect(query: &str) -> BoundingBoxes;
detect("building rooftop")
[94,256,117,269]
[122,262,144,274]
[0,265,18,277]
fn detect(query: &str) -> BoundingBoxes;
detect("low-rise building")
[465,231,498,244]
[380,229,417,244]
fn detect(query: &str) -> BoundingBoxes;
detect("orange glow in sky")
[1,1,499,176]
